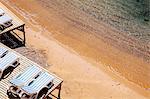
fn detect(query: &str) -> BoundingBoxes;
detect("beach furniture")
[0,51,19,79]
[21,72,54,99]
[0,14,13,30]
[0,8,5,16]
[7,66,42,98]
[8,70,54,99]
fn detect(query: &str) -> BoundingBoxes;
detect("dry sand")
[1,0,150,99]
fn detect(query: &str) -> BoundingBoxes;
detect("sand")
[1,0,150,99]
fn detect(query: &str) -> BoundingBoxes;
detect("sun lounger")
[7,66,42,98]
[21,72,54,98]
[0,52,19,79]
[0,14,13,30]
[0,8,5,16]
[10,66,42,87]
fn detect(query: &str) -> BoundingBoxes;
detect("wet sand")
[1,0,150,98]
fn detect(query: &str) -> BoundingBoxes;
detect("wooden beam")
[16,24,25,46]
[57,83,62,99]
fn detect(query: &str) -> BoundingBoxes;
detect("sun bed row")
[8,66,54,99]
[0,47,56,99]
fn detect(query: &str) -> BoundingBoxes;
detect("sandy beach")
[1,0,150,98]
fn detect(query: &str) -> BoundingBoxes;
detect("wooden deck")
[0,2,25,34]
[0,43,63,99]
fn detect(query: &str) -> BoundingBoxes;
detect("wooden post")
[23,28,25,46]
[57,83,62,99]
[22,24,26,46]
[17,24,25,46]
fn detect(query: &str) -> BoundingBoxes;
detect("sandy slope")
[1,0,150,99]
